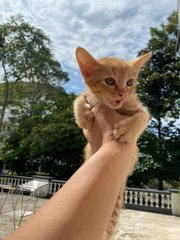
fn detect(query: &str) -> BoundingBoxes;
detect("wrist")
[100,139,136,159]
[99,140,121,155]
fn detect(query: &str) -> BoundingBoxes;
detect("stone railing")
[0,174,66,196]
[0,174,33,187]
[49,179,66,195]
[0,174,176,215]
[124,187,171,214]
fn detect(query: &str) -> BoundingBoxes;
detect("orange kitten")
[74,47,151,240]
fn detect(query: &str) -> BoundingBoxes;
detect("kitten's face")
[76,47,151,109]
[84,57,137,109]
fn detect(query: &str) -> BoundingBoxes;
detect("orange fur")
[74,47,151,240]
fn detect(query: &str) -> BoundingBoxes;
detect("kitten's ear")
[76,47,100,78]
[129,52,152,73]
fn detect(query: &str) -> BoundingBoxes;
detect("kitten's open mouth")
[108,99,124,109]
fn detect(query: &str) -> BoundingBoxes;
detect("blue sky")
[0,0,178,94]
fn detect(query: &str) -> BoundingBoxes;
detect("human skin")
[4,106,136,240]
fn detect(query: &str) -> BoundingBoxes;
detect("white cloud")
[0,0,177,93]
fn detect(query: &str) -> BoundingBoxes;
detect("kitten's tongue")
[111,99,123,108]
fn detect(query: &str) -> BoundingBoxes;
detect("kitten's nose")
[118,92,127,98]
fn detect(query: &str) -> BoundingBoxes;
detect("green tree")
[1,92,85,179]
[0,15,68,129]
[129,11,180,189]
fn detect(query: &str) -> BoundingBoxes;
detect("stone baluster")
[134,191,138,205]
[124,190,128,204]
[139,192,143,206]
[166,194,171,209]
[161,194,165,208]
[129,191,133,204]
[155,193,159,207]
[144,192,148,206]
[150,193,154,207]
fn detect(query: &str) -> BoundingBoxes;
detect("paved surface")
[0,193,47,238]
[113,210,180,240]
[0,193,180,239]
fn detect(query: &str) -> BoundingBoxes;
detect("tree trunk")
[158,179,163,190]
[0,62,9,130]
[157,117,164,190]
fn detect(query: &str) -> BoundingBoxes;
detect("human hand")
[83,106,129,152]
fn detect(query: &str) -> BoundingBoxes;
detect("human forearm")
[4,141,135,240]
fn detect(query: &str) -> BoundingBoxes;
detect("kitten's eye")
[105,78,116,86]
[127,79,134,86]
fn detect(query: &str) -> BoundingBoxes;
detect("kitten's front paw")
[113,121,138,143]
[76,104,94,129]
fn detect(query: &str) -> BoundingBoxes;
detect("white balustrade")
[49,180,66,195]
[124,187,171,214]
[0,174,173,214]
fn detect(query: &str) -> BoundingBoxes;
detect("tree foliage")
[0,15,85,180]
[1,92,86,179]
[129,11,180,189]
[0,15,68,129]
